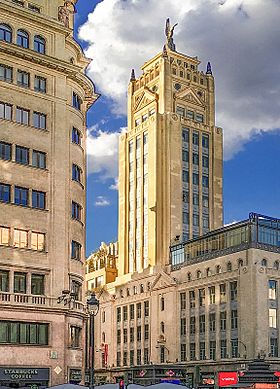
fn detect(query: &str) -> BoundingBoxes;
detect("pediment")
[176,87,205,107]
[150,270,177,291]
[97,288,113,303]
[134,87,156,112]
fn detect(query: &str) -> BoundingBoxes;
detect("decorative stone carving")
[165,18,178,52]
[58,1,76,28]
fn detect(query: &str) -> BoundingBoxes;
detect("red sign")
[218,372,238,387]
[274,372,280,382]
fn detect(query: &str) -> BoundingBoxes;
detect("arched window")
[216,265,222,274]
[238,259,244,268]
[160,321,165,333]
[34,35,45,54]
[196,270,202,279]
[261,258,267,267]
[206,267,212,277]
[140,284,144,293]
[147,282,151,291]
[17,29,29,48]
[227,262,232,272]
[187,272,192,282]
[0,24,12,43]
[273,261,279,270]
[160,297,165,311]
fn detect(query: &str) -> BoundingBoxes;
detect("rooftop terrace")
[170,213,280,269]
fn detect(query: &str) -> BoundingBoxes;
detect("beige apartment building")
[0,0,98,387]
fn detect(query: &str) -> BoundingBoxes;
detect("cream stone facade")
[93,214,280,386]
[0,0,98,386]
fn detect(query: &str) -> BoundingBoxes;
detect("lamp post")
[87,292,100,389]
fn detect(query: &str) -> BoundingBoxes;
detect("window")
[209,313,216,332]
[14,229,28,248]
[0,24,12,43]
[270,338,278,357]
[182,128,189,142]
[14,272,27,293]
[72,164,82,183]
[202,134,209,148]
[16,107,29,125]
[183,191,189,203]
[187,272,191,281]
[17,70,30,88]
[73,92,82,110]
[196,113,204,123]
[190,316,195,335]
[203,195,209,208]
[269,280,277,300]
[181,317,186,336]
[137,349,141,365]
[187,110,194,120]
[206,267,211,277]
[189,290,195,308]
[210,341,216,360]
[262,258,267,267]
[137,326,141,341]
[0,102,12,120]
[0,64,13,82]
[230,281,237,301]
[160,321,165,333]
[142,113,148,122]
[199,315,205,333]
[160,346,165,363]
[123,328,127,343]
[34,76,46,93]
[130,304,135,320]
[71,280,81,301]
[193,132,199,145]
[12,0,24,5]
[72,201,82,221]
[183,212,189,224]
[71,240,81,260]
[70,326,81,348]
[181,343,186,362]
[216,265,222,274]
[0,321,49,345]
[123,351,128,366]
[0,227,9,246]
[202,156,209,168]
[182,170,189,183]
[130,327,134,342]
[202,175,209,187]
[130,350,134,366]
[190,343,196,360]
[182,150,189,162]
[176,106,185,116]
[123,306,128,321]
[220,339,227,358]
[193,173,199,185]
[144,324,149,340]
[199,289,205,306]
[274,261,279,270]
[17,30,29,48]
[269,308,277,328]
[0,183,10,203]
[32,150,46,169]
[199,342,206,360]
[33,111,46,129]
[180,292,186,310]
[160,296,165,311]
[14,186,29,206]
[231,310,238,329]
[144,301,149,316]
[116,329,121,344]
[116,307,121,322]
[193,193,199,206]
[220,311,227,331]
[227,262,232,272]
[31,232,45,251]
[0,142,11,161]
[15,146,29,165]
[34,35,45,54]
[0,270,9,292]
[203,216,209,229]
[193,153,199,165]
[193,214,199,227]
[116,352,121,366]
[31,274,44,295]
[28,3,41,12]
[137,302,141,318]
[231,339,238,358]
[72,127,81,145]
[32,190,45,210]
[220,284,227,303]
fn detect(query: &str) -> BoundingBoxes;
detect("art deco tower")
[118,20,223,277]
[0,0,98,386]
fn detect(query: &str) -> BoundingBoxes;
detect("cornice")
[0,41,99,105]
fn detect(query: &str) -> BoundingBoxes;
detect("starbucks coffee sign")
[0,368,49,382]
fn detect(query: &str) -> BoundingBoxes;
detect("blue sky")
[74,0,280,256]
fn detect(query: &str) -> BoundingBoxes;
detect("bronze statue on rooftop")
[165,18,178,51]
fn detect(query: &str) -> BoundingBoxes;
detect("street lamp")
[87,292,100,389]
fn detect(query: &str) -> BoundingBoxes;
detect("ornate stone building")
[0,0,98,386]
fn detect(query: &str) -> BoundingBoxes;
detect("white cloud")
[109,179,119,190]
[87,126,122,180]
[95,196,110,207]
[79,0,280,159]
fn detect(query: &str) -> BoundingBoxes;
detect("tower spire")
[130,68,135,82]
[165,18,178,52]
[206,61,213,75]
